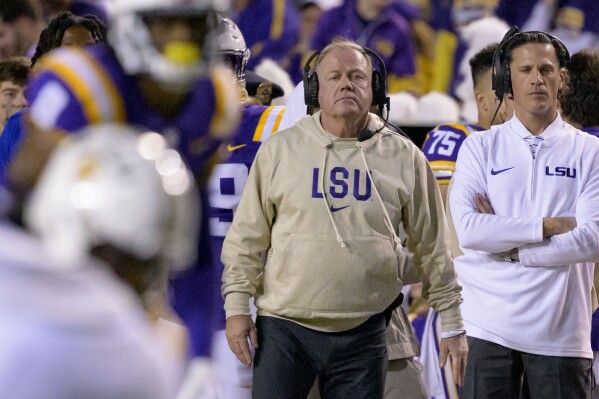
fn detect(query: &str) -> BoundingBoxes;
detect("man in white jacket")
[450,28,599,398]
[222,38,467,398]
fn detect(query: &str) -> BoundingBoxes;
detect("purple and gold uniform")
[208,104,286,329]
[233,0,300,70]
[64,0,108,22]
[25,44,239,358]
[27,45,236,174]
[496,0,550,28]
[309,0,418,93]
[555,0,599,34]
[421,123,483,185]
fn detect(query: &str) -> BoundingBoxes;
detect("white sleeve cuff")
[440,330,466,339]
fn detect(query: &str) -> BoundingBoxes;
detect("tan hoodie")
[222,111,464,332]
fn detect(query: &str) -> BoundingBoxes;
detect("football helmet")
[216,17,250,102]
[106,0,228,92]
[24,123,199,272]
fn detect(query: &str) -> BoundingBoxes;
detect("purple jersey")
[208,104,285,329]
[582,127,599,139]
[27,45,236,175]
[233,0,300,70]
[69,0,107,22]
[309,0,417,78]
[421,123,483,184]
[553,0,599,34]
[26,44,239,358]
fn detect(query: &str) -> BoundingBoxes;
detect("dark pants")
[458,336,593,399]
[252,313,388,399]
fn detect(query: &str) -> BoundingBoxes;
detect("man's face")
[146,15,207,59]
[0,20,21,62]
[0,80,26,125]
[317,47,373,119]
[509,42,565,119]
[61,26,96,47]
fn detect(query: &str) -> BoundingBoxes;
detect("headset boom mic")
[358,130,375,142]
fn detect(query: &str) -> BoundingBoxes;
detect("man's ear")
[474,89,488,113]
[559,67,567,91]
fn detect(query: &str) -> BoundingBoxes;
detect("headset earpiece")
[363,47,388,111]
[303,50,322,108]
[492,26,520,100]
[308,72,319,108]
[503,59,512,95]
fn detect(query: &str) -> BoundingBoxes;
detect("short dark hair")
[31,11,106,67]
[0,0,41,23]
[503,32,569,70]
[0,58,30,86]
[560,50,599,128]
[469,43,498,88]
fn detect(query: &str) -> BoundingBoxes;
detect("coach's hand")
[439,334,468,387]
[226,315,258,367]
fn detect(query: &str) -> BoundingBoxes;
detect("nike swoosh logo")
[330,205,350,213]
[490,167,514,175]
[227,144,247,152]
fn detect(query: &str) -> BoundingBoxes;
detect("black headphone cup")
[309,73,319,108]
[363,48,387,108]
[371,71,388,110]
[503,61,512,95]
[303,50,322,108]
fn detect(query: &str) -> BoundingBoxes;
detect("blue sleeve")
[0,110,25,179]
[236,0,300,69]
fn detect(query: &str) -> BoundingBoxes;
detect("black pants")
[252,314,388,399]
[458,336,593,399]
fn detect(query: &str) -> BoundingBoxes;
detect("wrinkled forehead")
[316,47,372,74]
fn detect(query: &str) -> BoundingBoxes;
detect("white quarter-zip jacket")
[450,113,599,358]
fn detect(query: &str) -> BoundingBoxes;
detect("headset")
[492,26,571,100]
[490,26,570,124]
[302,45,390,116]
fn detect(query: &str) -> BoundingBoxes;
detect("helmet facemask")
[108,5,219,94]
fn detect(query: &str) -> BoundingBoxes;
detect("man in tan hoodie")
[222,38,467,399]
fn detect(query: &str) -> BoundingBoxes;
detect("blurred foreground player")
[17,0,240,371]
[0,123,198,398]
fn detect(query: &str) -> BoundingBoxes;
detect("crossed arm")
[450,136,599,265]
[472,193,577,260]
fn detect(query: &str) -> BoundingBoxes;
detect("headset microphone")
[358,130,375,142]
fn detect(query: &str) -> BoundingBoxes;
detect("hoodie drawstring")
[360,148,401,247]
[320,146,346,248]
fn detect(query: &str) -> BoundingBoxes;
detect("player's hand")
[542,217,577,238]
[439,334,468,387]
[474,193,494,214]
[225,315,258,367]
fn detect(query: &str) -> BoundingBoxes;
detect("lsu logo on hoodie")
[311,167,372,200]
